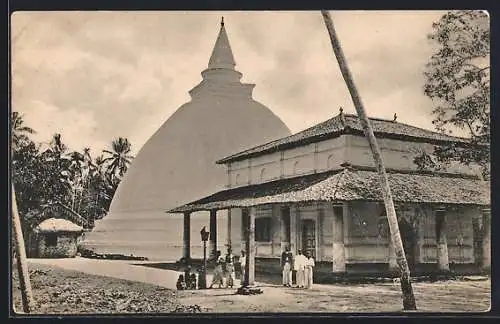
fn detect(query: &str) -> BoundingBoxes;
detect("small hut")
[32,218,84,258]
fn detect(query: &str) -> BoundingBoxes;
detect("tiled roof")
[216,113,471,164]
[168,166,489,213]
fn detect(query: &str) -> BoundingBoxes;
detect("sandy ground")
[175,279,491,313]
[13,258,491,314]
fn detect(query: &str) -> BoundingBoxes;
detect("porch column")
[332,204,345,272]
[209,209,217,259]
[227,209,232,249]
[481,207,491,272]
[243,206,256,286]
[183,212,191,261]
[435,206,450,272]
[280,206,290,251]
[290,206,298,254]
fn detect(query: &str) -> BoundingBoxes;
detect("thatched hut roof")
[34,218,84,234]
[168,165,490,213]
[217,113,475,164]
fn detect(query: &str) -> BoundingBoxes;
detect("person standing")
[239,250,246,282]
[304,251,315,289]
[281,246,293,287]
[209,250,224,289]
[294,249,307,288]
[225,247,235,288]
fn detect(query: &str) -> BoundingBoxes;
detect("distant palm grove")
[11,111,134,234]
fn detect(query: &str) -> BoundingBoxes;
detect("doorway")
[398,217,417,270]
[301,219,316,258]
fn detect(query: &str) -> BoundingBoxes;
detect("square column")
[435,206,449,272]
[290,206,298,254]
[280,206,291,252]
[481,208,491,272]
[243,206,256,286]
[332,204,345,272]
[209,209,217,260]
[227,209,232,248]
[183,212,191,261]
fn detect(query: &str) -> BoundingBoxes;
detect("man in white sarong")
[294,249,307,288]
[304,251,315,289]
[239,250,246,282]
[281,245,293,287]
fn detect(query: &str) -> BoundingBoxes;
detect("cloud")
[11,10,454,155]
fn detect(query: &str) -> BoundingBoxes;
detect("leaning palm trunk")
[321,11,417,310]
[12,184,36,313]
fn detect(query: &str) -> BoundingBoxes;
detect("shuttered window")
[255,217,272,242]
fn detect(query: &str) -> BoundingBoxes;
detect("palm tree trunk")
[11,184,36,313]
[320,11,417,310]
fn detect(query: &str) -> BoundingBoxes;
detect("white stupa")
[81,18,291,260]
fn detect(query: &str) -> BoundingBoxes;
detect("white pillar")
[435,206,450,272]
[290,206,298,254]
[481,207,491,272]
[332,204,345,272]
[243,206,256,286]
[227,209,232,248]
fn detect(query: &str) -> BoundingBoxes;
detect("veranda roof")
[34,218,84,233]
[167,166,490,213]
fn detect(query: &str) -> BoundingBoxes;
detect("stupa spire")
[207,17,236,70]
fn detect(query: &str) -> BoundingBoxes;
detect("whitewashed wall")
[227,134,479,189]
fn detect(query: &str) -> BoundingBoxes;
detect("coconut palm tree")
[11,111,36,150]
[102,137,134,182]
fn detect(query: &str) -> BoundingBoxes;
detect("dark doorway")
[301,219,316,258]
[398,218,417,270]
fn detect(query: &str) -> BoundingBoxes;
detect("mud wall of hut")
[37,233,79,258]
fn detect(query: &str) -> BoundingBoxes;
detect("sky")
[11,10,452,156]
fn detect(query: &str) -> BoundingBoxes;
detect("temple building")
[81,18,291,260]
[169,111,490,280]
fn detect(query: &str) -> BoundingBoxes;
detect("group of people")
[209,248,241,289]
[281,246,315,289]
[176,265,197,290]
[177,245,315,290]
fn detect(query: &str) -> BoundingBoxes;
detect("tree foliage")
[418,10,490,178]
[10,111,134,234]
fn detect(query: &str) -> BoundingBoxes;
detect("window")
[45,233,58,247]
[235,173,241,185]
[255,217,272,242]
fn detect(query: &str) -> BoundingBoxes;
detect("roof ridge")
[216,114,344,164]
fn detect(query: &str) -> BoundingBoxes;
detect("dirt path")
[16,259,490,314]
